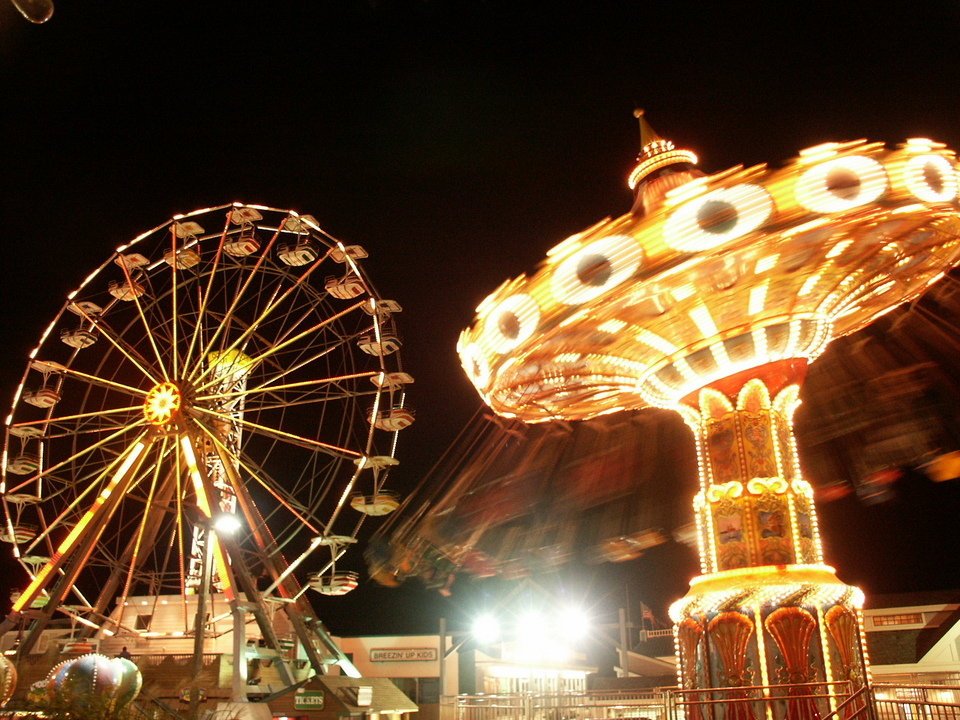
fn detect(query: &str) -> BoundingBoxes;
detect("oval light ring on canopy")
[481,293,541,352]
[795,154,888,214]
[550,234,645,305]
[663,184,774,253]
[459,342,491,390]
[903,153,958,203]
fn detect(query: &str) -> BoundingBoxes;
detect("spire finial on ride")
[634,108,663,146]
[627,109,702,215]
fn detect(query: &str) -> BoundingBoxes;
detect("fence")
[450,689,675,720]
[449,683,960,720]
[873,684,960,720]
[669,680,864,720]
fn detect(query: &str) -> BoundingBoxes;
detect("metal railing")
[822,684,872,720]
[668,680,859,720]
[448,683,960,720]
[872,684,960,720]
[449,689,674,720]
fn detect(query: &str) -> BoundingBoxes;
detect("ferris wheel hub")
[143,382,182,426]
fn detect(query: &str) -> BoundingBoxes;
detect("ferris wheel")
[0,203,412,668]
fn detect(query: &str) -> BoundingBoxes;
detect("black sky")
[3,0,960,635]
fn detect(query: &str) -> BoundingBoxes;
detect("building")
[863,590,960,684]
[336,635,445,720]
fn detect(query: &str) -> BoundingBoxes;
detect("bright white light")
[213,513,242,535]
[517,610,549,646]
[558,606,590,641]
[472,613,501,644]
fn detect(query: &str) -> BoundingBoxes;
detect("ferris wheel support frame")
[76,464,183,640]
[191,432,300,687]
[1,436,152,656]
[207,436,360,678]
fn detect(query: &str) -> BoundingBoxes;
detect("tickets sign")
[294,691,325,709]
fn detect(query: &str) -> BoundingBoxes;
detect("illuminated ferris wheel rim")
[0,202,410,633]
[459,138,960,420]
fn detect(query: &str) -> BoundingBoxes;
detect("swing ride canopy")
[457,136,960,418]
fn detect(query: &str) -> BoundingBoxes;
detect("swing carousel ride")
[375,113,960,716]
[0,203,411,696]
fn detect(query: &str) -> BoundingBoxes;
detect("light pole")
[438,616,492,720]
[189,521,214,720]
[189,513,242,720]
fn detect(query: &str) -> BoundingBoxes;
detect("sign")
[369,647,437,662]
[293,692,325,710]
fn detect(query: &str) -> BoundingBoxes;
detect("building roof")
[308,675,418,715]
[864,589,960,610]
[632,633,674,659]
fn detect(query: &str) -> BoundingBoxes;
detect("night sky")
[3,0,960,636]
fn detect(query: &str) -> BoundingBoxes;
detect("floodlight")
[213,513,242,535]
[472,613,500,645]
[558,606,590,641]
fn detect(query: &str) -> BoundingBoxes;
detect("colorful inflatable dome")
[44,653,142,713]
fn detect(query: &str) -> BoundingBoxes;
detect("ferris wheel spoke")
[192,301,367,396]
[117,248,171,382]
[193,371,379,405]
[189,246,336,389]
[167,226,185,380]
[186,222,289,384]
[12,404,143,434]
[180,212,232,374]
[265,292,338,350]
[38,420,140,443]
[191,406,361,459]
[34,364,149,401]
[10,405,143,442]
[244,389,380,413]
[86,326,162,386]
[194,423,322,535]
[21,428,160,557]
[319,463,365,537]
[5,419,147,497]
[252,337,362,395]
[116,439,169,610]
